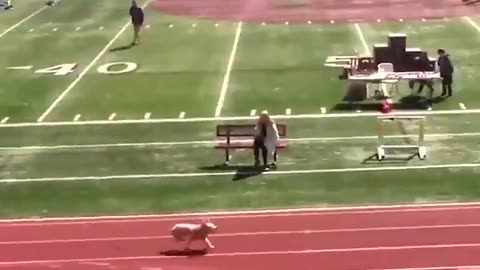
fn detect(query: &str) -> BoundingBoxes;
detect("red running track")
[3,204,480,270]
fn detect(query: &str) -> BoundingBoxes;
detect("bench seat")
[215,140,288,149]
[214,123,288,164]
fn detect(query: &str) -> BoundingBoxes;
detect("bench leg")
[224,149,230,165]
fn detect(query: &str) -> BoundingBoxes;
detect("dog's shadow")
[160,248,208,257]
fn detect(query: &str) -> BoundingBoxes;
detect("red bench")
[214,124,288,164]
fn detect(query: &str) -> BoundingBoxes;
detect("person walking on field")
[129,0,144,45]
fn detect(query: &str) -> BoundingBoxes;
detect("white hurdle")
[376,115,426,161]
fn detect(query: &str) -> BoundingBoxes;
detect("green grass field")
[1,0,480,219]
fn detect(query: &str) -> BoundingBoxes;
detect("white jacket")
[254,122,280,156]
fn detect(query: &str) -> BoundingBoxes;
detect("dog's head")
[205,222,218,233]
[201,217,218,233]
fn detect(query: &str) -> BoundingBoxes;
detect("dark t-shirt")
[129,6,144,25]
[438,54,454,76]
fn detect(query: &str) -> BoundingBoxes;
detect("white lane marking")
[214,21,243,117]
[1,243,480,265]
[0,6,48,38]
[3,223,480,245]
[0,163,479,184]
[4,108,480,128]
[354,23,371,55]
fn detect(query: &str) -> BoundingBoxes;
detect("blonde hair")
[257,110,273,125]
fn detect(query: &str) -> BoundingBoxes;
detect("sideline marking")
[354,23,371,55]
[0,6,48,38]
[108,113,116,121]
[36,0,154,122]
[144,113,151,119]
[286,108,291,115]
[0,117,9,124]
[250,109,256,116]
[75,27,81,31]
[0,162,479,184]
[28,28,35,32]
[1,243,480,265]
[5,108,480,128]
[6,66,32,70]
[460,103,467,110]
[3,203,480,224]
[464,16,480,32]
[179,112,185,119]
[53,28,58,32]
[214,21,243,117]
[320,107,326,114]
[3,223,480,245]
[73,114,81,121]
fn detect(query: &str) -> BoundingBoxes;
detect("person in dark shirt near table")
[129,1,144,45]
[437,49,454,97]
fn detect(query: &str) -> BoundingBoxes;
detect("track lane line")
[3,203,480,225]
[3,223,480,245]
[1,243,480,265]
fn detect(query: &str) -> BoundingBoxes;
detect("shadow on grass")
[362,153,419,165]
[330,94,447,112]
[109,44,135,52]
[200,164,276,181]
[160,248,208,257]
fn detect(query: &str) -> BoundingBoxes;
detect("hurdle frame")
[376,115,426,161]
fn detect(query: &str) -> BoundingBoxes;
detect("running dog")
[171,220,218,250]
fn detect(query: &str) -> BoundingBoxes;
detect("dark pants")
[409,80,434,98]
[253,137,268,166]
[441,74,453,97]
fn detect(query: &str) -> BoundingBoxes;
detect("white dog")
[171,221,218,250]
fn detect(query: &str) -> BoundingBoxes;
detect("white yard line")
[3,108,480,128]
[1,162,480,184]
[214,21,243,117]
[464,16,480,33]
[1,131,480,152]
[354,23,371,55]
[36,0,153,122]
[0,6,48,38]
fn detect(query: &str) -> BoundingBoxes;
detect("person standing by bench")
[253,111,279,169]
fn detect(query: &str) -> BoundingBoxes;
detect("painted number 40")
[34,62,138,76]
